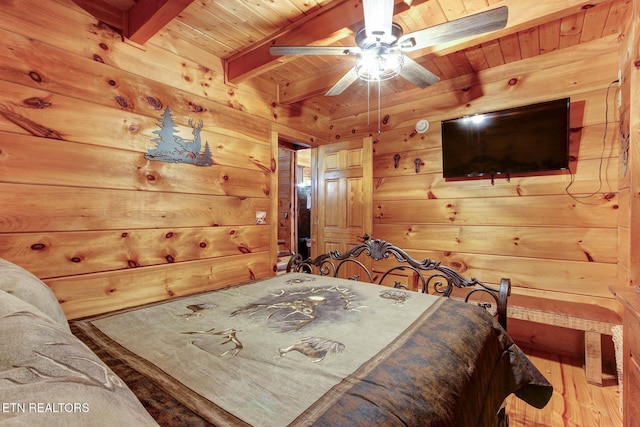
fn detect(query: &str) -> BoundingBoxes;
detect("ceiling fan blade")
[325,67,359,96]
[396,6,508,52]
[399,56,440,88]
[363,0,394,41]
[270,46,361,56]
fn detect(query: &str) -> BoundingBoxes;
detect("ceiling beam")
[124,0,195,45]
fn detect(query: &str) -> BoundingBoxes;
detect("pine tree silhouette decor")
[145,107,214,167]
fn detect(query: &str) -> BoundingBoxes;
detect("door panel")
[312,137,372,279]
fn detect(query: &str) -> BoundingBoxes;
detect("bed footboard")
[287,239,511,329]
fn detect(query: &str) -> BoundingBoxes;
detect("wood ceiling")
[73,0,628,120]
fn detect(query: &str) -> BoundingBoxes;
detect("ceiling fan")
[269,0,509,96]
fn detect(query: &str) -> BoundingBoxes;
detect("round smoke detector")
[415,119,429,133]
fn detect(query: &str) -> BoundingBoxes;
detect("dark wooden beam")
[125,0,195,45]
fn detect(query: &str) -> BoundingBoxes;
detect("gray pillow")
[0,258,69,331]
[0,290,158,426]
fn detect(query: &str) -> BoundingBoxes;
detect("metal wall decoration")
[145,107,214,166]
[393,154,400,168]
[414,158,422,173]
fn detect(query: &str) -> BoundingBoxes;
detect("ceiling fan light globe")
[356,50,403,82]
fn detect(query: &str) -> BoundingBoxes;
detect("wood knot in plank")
[23,97,51,109]
[28,71,43,83]
[115,96,130,109]
[147,96,163,110]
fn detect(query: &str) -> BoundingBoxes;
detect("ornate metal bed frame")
[287,239,511,330]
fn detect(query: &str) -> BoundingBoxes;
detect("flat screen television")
[441,98,570,179]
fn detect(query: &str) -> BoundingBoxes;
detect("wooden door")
[311,137,373,279]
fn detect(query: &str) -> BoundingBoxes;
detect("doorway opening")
[277,141,312,271]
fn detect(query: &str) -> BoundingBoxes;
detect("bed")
[1,241,552,426]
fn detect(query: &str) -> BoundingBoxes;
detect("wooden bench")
[507,303,620,386]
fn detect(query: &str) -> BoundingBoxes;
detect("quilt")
[71,273,552,426]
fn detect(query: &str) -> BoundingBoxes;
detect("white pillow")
[0,258,69,331]
[0,290,158,426]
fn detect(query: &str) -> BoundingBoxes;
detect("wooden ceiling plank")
[431,55,459,79]
[558,13,585,49]
[438,0,468,20]
[580,2,612,42]
[602,0,631,37]
[499,32,523,63]
[214,1,282,38]
[125,0,195,45]
[518,27,541,59]
[411,0,449,28]
[180,5,268,44]
[160,19,237,58]
[464,45,490,72]
[482,38,506,67]
[445,50,475,75]
[539,19,561,54]
[464,0,493,15]
[177,7,259,50]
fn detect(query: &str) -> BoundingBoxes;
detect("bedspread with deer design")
[71,273,552,426]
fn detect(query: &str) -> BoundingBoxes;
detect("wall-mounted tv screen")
[441,98,570,179]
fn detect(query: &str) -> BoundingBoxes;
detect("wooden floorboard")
[506,346,623,427]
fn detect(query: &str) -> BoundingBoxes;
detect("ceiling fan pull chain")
[377,78,381,135]
[367,80,371,126]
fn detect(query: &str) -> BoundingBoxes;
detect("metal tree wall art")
[145,107,214,166]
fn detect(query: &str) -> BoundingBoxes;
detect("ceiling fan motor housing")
[355,22,403,48]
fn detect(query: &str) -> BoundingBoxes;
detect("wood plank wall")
[324,35,624,355]
[0,0,318,319]
[617,1,640,295]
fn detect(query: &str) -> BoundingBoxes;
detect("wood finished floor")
[505,346,623,427]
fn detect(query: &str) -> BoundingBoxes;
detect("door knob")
[357,234,370,241]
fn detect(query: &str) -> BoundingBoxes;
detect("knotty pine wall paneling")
[0,0,315,319]
[616,0,640,295]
